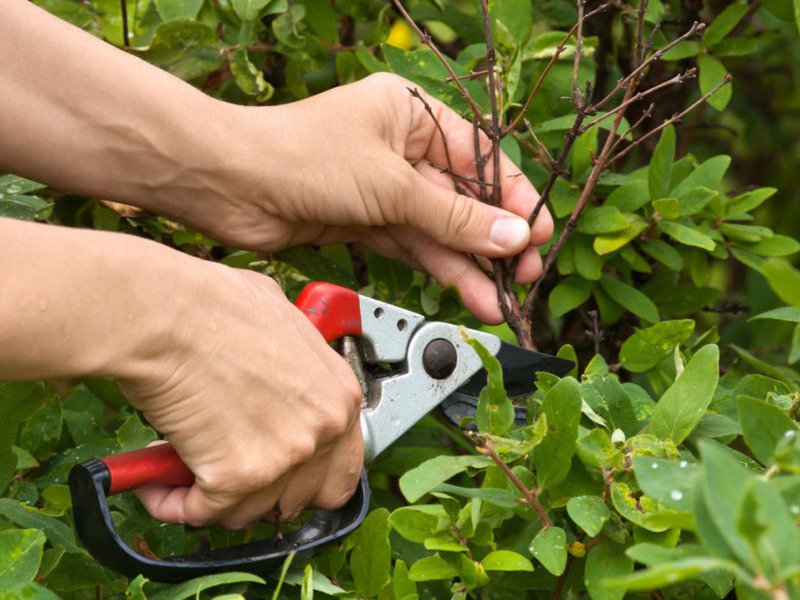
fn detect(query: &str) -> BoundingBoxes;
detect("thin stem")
[120,0,129,47]
[580,68,696,132]
[408,87,469,196]
[524,45,644,318]
[393,0,489,132]
[593,21,704,112]
[477,439,552,527]
[608,75,732,164]
[572,0,586,110]
[504,2,610,135]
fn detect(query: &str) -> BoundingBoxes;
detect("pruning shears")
[68,282,573,582]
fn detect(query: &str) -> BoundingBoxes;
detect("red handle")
[294,282,362,342]
[101,282,362,496]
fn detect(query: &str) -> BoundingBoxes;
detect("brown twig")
[476,437,553,527]
[593,21,705,112]
[579,68,697,132]
[608,75,732,164]
[408,87,469,196]
[445,68,490,82]
[522,0,652,319]
[393,0,489,132]
[504,3,610,135]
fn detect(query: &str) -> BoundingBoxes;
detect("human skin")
[0,0,553,528]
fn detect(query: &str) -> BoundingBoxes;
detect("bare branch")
[503,3,610,135]
[473,435,553,527]
[572,0,587,110]
[580,68,697,132]
[608,75,732,164]
[393,0,489,131]
[592,21,705,112]
[407,87,469,196]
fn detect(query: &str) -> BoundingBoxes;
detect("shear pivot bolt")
[423,339,457,379]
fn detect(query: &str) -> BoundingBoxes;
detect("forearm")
[0,0,247,223]
[0,217,186,382]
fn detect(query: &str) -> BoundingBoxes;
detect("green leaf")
[0,174,47,196]
[116,413,157,452]
[408,554,458,581]
[137,20,223,81]
[275,246,358,289]
[641,238,684,271]
[661,41,702,60]
[229,49,274,101]
[388,505,446,543]
[382,45,489,112]
[0,194,50,221]
[577,206,630,235]
[648,345,720,444]
[151,573,265,600]
[740,234,800,256]
[154,0,204,21]
[703,4,749,47]
[657,220,716,251]
[599,277,660,323]
[737,396,799,464]
[671,156,730,197]
[762,258,800,307]
[0,499,80,553]
[231,0,286,21]
[749,306,800,323]
[580,376,639,436]
[652,197,680,219]
[298,0,337,40]
[529,526,567,575]
[435,484,520,509]
[605,179,650,212]
[632,457,698,512]
[696,441,754,563]
[273,4,307,48]
[549,275,593,317]
[481,550,534,572]
[399,455,490,503]
[534,378,582,490]
[728,187,777,214]
[463,338,515,436]
[594,217,648,255]
[567,496,611,537]
[604,557,738,591]
[584,538,634,600]
[392,560,417,600]
[490,0,533,43]
[619,320,695,372]
[648,125,675,200]
[0,529,45,587]
[677,187,717,216]
[0,382,45,493]
[351,508,391,598]
[698,54,731,111]
[126,575,148,600]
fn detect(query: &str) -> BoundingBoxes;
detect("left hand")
[183,74,553,323]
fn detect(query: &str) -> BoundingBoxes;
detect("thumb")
[404,175,532,257]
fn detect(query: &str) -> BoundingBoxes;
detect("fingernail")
[490,217,530,250]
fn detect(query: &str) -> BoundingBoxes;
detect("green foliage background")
[1,0,800,598]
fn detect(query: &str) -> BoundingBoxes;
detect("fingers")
[403,87,554,246]
[398,167,531,258]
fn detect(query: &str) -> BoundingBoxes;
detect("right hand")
[120,257,363,530]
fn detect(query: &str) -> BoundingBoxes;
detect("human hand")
[182,74,553,324]
[122,256,362,529]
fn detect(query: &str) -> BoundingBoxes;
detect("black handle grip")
[69,460,370,583]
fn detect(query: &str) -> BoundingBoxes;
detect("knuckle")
[286,433,316,467]
[442,194,475,240]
